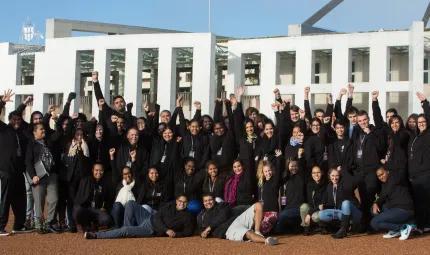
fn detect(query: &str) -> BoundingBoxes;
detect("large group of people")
[0,71,429,246]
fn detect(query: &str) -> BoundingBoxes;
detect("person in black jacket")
[73,163,112,233]
[0,90,31,236]
[304,117,328,172]
[274,150,306,235]
[349,109,383,231]
[137,166,169,214]
[370,166,414,240]
[85,194,195,239]
[224,159,254,216]
[173,158,205,214]
[256,152,282,235]
[202,161,226,201]
[109,148,139,229]
[318,167,362,239]
[300,165,328,236]
[26,123,62,234]
[197,193,232,239]
[326,119,351,170]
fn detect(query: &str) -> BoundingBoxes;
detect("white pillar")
[70,51,81,115]
[295,46,312,109]
[332,44,350,112]
[409,21,425,114]
[93,49,111,118]
[124,48,143,117]
[157,47,177,112]
[369,42,388,123]
[259,51,277,119]
[226,44,244,97]
[192,34,216,116]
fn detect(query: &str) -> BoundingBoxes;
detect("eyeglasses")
[311,124,320,127]
[418,121,427,124]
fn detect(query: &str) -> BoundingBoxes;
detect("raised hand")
[237,85,245,97]
[47,105,56,113]
[297,132,304,143]
[1,89,15,103]
[416,92,427,102]
[298,148,304,158]
[176,136,182,143]
[92,71,99,83]
[176,95,183,107]
[194,101,201,110]
[67,92,76,102]
[372,91,379,101]
[72,113,79,119]
[348,84,354,96]
[327,93,333,104]
[23,96,33,105]
[299,109,306,119]
[109,148,115,156]
[111,115,119,123]
[130,150,136,159]
[323,116,331,124]
[143,103,149,112]
[275,149,282,157]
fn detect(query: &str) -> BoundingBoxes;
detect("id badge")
[160,155,166,163]
[17,148,21,157]
[91,201,95,208]
[323,151,328,161]
[281,196,287,206]
[410,153,413,160]
[217,148,222,156]
[189,151,195,158]
[126,161,132,168]
[259,200,264,205]
[333,211,339,220]
[357,150,363,159]
[263,156,268,161]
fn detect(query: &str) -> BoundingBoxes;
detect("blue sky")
[0,0,428,42]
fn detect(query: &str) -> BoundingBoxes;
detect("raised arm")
[371,91,384,128]
[0,90,16,130]
[192,101,202,122]
[213,99,223,123]
[417,92,430,121]
[304,87,312,121]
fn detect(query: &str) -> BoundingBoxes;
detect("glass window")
[424,72,429,84]
[315,63,320,74]
[424,59,429,71]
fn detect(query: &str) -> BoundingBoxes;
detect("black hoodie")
[197,202,232,236]
[375,171,414,211]
[152,203,196,238]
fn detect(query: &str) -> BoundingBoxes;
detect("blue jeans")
[142,205,157,215]
[96,201,154,239]
[111,202,125,228]
[274,207,301,234]
[370,206,414,232]
[318,200,362,223]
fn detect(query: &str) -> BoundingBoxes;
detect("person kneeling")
[73,164,112,233]
[370,166,414,241]
[85,194,195,239]
[225,202,278,245]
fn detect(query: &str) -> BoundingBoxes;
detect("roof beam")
[423,2,430,27]
[303,0,344,26]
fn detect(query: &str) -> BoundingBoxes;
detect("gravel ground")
[1,216,429,255]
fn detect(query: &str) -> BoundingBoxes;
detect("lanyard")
[283,180,289,197]
[312,190,315,207]
[191,136,194,151]
[97,143,101,162]
[163,144,167,156]
[201,211,206,227]
[359,134,366,150]
[15,133,20,149]
[151,188,155,207]
[410,136,418,157]
[333,186,337,208]
[209,178,216,192]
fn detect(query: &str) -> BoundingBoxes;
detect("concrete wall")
[0,33,216,120]
[227,21,426,121]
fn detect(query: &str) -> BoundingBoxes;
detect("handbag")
[25,161,49,185]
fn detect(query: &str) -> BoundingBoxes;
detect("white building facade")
[0,19,428,122]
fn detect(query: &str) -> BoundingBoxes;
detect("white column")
[226,45,244,97]
[259,51,277,119]
[295,46,312,109]
[157,47,177,112]
[369,42,388,123]
[70,51,81,115]
[409,21,425,114]
[332,44,350,112]
[93,49,111,118]
[124,48,143,117]
[192,34,216,116]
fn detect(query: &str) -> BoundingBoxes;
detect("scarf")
[35,139,55,171]
[115,180,136,206]
[224,172,244,207]
[68,139,90,158]
[289,136,300,146]
[246,134,257,143]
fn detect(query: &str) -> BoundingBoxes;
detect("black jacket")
[25,132,62,178]
[280,158,306,210]
[116,141,149,184]
[196,202,232,236]
[0,101,26,176]
[202,176,226,199]
[74,176,112,211]
[136,181,169,211]
[149,137,182,184]
[349,125,383,175]
[375,171,414,211]
[305,177,328,216]
[323,169,360,210]
[408,128,430,179]
[174,169,205,201]
[153,203,196,237]
[65,149,92,182]
[258,156,282,212]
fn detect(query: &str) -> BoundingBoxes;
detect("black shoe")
[44,224,60,234]
[319,222,328,235]
[69,227,77,233]
[332,214,350,239]
[37,228,48,234]
[84,232,97,239]
[12,227,33,234]
[303,227,311,236]
[0,230,11,236]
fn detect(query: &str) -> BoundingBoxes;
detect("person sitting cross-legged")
[85,194,195,239]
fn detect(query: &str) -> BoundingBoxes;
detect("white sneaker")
[399,224,412,241]
[383,231,400,238]
[265,237,278,245]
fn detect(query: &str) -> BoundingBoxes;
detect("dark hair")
[245,107,259,118]
[30,111,43,123]
[416,113,429,133]
[137,117,147,122]
[32,123,43,132]
[346,106,359,116]
[148,165,159,173]
[386,108,398,116]
[202,192,214,200]
[314,108,325,117]
[357,110,368,118]
[311,117,322,126]
[8,110,21,121]
[113,95,124,102]
[290,105,300,112]
[92,163,104,170]
[160,110,171,117]
[327,167,339,178]
[233,158,243,166]
[205,160,217,170]
[77,113,87,122]
[122,166,132,175]
[183,157,196,166]
[176,193,188,200]
[333,119,345,128]
[388,115,405,131]
[263,119,275,129]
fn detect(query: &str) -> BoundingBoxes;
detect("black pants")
[67,176,81,227]
[56,180,69,224]
[72,205,111,228]
[356,171,379,226]
[0,172,26,230]
[410,176,430,229]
